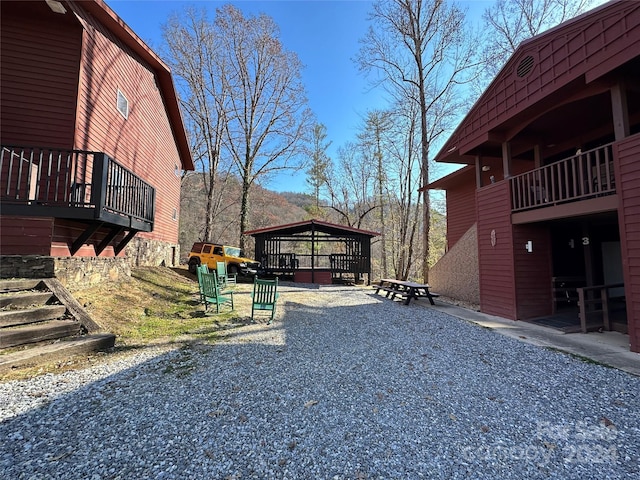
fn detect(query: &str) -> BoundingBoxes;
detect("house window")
[172,208,177,221]
[117,89,129,119]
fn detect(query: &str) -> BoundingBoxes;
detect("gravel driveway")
[1,284,638,479]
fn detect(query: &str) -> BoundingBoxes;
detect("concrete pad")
[430,301,640,377]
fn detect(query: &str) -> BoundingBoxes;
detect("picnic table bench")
[374,278,440,305]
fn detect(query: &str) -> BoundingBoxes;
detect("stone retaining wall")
[125,237,180,268]
[0,255,55,279]
[53,256,131,292]
[429,224,480,305]
[1,238,181,292]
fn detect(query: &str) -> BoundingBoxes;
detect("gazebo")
[244,219,379,285]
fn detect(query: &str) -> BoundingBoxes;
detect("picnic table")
[374,278,440,306]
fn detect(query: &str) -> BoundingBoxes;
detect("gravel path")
[1,285,638,479]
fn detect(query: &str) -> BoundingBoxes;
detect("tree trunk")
[239,174,251,252]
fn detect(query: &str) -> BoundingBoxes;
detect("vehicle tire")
[188,257,201,274]
[228,264,239,275]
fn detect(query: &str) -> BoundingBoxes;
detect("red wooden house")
[0,0,193,285]
[425,0,640,352]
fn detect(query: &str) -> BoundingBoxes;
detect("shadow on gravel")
[1,286,638,480]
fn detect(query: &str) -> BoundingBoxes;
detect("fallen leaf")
[449,413,457,421]
[481,425,490,433]
[278,458,287,466]
[601,416,616,429]
[204,449,215,459]
[304,400,319,408]
[48,452,73,462]
[543,442,556,450]
[288,441,297,450]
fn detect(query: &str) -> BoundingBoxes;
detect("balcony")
[510,143,616,215]
[1,145,155,254]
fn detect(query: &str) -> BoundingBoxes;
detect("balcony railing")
[1,145,155,230]
[510,143,615,212]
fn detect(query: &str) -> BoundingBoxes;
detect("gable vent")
[516,55,535,78]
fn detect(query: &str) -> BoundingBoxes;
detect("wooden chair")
[200,271,234,313]
[216,261,236,287]
[251,277,279,323]
[196,264,210,303]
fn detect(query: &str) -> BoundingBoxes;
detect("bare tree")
[325,142,378,229]
[163,8,232,242]
[306,123,331,212]
[356,0,476,283]
[214,5,313,250]
[385,100,423,281]
[475,0,595,94]
[357,110,391,278]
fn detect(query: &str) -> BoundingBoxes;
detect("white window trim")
[117,89,129,119]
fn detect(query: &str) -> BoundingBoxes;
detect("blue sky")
[107,0,492,193]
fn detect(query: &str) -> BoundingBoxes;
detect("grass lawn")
[1,267,252,381]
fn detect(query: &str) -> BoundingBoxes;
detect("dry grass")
[0,267,254,381]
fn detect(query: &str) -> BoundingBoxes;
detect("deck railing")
[510,143,615,212]
[1,145,155,225]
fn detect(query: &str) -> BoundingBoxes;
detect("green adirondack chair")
[196,264,210,303]
[216,261,236,288]
[200,271,234,313]
[251,277,279,323]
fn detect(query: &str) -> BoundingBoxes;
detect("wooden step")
[0,279,44,293]
[0,305,67,328]
[0,320,82,348]
[0,291,54,308]
[0,334,116,372]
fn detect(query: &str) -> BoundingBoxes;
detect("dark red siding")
[513,224,553,319]
[477,182,517,319]
[446,182,477,249]
[71,3,182,246]
[437,1,640,161]
[614,133,640,353]
[51,219,131,258]
[0,2,81,148]
[0,217,53,255]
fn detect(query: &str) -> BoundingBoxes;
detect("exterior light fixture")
[482,165,491,172]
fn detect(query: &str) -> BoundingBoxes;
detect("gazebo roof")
[243,219,380,238]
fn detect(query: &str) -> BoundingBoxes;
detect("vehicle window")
[203,245,212,254]
[225,247,241,257]
[214,246,223,255]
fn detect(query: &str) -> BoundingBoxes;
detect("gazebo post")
[311,221,315,283]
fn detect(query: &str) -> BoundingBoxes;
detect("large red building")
[426,0,640,352]
[1,0,193,285]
